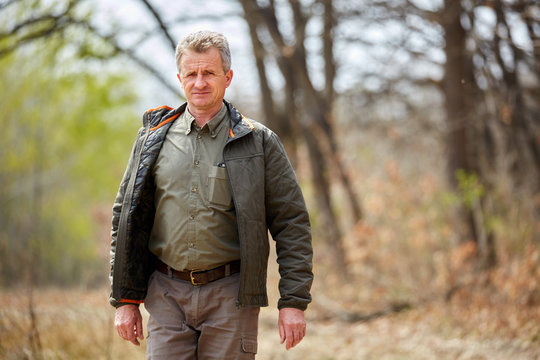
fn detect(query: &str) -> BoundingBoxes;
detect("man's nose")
[194,73,207,88]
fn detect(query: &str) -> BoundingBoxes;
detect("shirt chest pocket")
[207,166,233,209]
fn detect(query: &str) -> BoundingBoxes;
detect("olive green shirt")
[149,104,240,271]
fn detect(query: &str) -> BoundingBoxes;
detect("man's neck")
[188,104,223,128]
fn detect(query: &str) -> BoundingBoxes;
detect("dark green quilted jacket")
[109,100,313,310]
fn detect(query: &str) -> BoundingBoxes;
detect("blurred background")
[0,0,539,359]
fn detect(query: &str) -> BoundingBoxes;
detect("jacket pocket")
[207,166,233,209]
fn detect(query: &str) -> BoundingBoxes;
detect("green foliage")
[438,170,487,220]
[0,32,140,286]
[455,170,485,209]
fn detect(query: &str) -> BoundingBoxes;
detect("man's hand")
[114,304,144,346]
[278,308,306,350]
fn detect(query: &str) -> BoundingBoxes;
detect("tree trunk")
[303,126,348,271]
[239,0,354,275]
[441,0,496,268]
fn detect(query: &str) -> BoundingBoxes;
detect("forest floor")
[1,281,538,360]
[257,262,540,360]
[258,305,539,360]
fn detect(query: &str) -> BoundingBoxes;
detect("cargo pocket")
[208,166,233,209]
[241,337,258,354]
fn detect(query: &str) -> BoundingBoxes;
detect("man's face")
[178,47,233,114]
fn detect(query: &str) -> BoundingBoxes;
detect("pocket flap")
[241,338,258,354]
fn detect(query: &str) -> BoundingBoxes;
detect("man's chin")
[189,98,211,107]
[189,99,219,111]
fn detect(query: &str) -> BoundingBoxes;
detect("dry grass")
[0,288,144,360]
[1,280,538,360]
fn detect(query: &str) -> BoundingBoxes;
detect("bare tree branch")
[0,0,182,98]
[0,0,20,11]
[79,21,182,98]
[0,16,73,58]
[0,0,77,57]
[322,0,336,101]
[170,12,242,25]
[138,0,177,52]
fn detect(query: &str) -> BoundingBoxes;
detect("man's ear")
[225,69,233,88]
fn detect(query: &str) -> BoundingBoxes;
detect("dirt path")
[256,307,539,360]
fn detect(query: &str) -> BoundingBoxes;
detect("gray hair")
[175,30,231,73]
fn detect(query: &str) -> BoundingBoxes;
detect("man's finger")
[125,323,141,346]
[130,328,141,346]
[136,315,144,340]
[291,332,298,349]
[286,328,295,350]
[279,322,285,344]
[288,326,307,349]
[293,331,302,348]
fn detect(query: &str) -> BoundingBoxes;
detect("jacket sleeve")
[109,127,143,307]
[263,130,313,311]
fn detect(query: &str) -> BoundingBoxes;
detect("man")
[109,30,313,359]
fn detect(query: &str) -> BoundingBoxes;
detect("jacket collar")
[144,103,186,130]
[224,99,254,141]
[144,100,253,140]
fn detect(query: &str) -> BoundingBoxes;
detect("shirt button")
[191,187,198,193]
[189,215,195,220]
[189,243,194,248]
[194,160,199,166]
[196,134,202,139]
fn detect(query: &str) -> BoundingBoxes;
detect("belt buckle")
[189,270,204,286]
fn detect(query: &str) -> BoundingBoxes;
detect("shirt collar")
[182,104,228,136]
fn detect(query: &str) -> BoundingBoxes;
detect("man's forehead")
[181,48,222,68]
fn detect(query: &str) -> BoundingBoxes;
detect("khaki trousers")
[145,270,260,360]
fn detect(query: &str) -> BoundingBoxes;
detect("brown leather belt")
[156,259,241,286]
